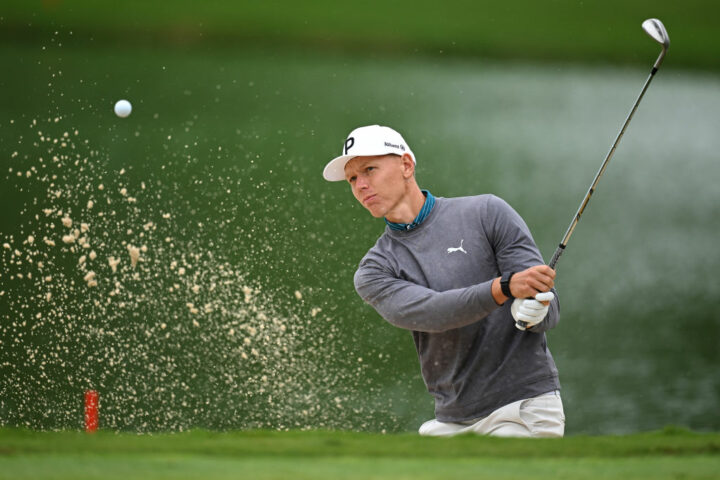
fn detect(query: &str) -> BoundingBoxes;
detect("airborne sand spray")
[0,114,399,432]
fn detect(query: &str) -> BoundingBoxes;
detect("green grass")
[4,455,720,480]
[1,428,719,479]
[1,0,719,70]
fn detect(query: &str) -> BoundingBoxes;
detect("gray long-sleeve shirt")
[354,194,560,422]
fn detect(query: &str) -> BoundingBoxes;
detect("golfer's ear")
[401,153,415,178]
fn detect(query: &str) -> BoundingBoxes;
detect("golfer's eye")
[348,176,356,184]
[366,166,375,173]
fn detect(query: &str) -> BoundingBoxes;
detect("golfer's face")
[344,155,404,218]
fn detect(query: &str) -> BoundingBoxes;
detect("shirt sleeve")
[485,195,560,333]
[354,257,500,333]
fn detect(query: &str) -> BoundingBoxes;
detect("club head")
[642,18,670,69]
[642,18,670,49]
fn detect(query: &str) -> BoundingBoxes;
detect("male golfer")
[323,125,565,437]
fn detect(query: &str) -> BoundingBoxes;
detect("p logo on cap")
[323,125,415,182]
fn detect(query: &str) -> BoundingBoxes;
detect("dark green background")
[1,1,718,434]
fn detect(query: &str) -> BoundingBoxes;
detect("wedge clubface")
[642,18,670,69]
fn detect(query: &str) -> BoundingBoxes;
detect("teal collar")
[385,190,435,232]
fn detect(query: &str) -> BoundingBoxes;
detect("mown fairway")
[1,428,719,480]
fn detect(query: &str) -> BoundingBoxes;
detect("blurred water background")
[1,1,718,434]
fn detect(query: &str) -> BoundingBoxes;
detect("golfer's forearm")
[356,277,500,333]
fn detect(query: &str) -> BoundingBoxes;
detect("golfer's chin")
[362,202,387,218]
[365,207,386,218]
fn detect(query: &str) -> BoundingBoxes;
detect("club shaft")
[517,23,668,331]
[548,61,662,270]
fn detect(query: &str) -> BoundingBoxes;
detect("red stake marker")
[84,390,99,433]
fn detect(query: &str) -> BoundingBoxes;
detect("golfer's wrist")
[500,271,515,299]
[491,277,510,305]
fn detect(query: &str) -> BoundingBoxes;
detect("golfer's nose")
[356,175,369,190]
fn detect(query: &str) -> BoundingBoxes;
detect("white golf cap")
[323,125,415,182]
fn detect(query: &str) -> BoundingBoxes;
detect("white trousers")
[419,390,565,438]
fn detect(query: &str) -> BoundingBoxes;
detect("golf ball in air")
[114,100,132,118]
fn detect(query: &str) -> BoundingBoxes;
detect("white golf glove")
[511,292,554,330]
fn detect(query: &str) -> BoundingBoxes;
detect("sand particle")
[127,245,140,268]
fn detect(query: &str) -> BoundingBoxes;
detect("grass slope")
[1,428,719,480]
[1,0,719,70]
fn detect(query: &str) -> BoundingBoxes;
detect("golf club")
[516,18,670,330]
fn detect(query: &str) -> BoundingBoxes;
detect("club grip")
[515,245,563,331]
[548,244,566,270]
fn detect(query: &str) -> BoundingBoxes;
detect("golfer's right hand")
[510,265,555,299]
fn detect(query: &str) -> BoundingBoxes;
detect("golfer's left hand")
[511,292,554,330]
